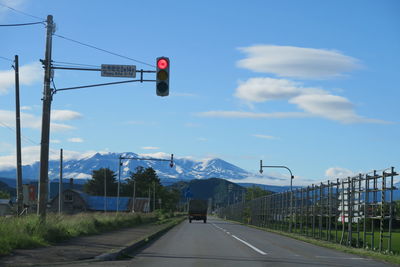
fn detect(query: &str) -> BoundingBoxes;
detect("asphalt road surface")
[60,217,394,267]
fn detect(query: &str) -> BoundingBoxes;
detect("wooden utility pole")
[14,55,23,215]
[37,15,55,219]
[58,148,63,214]
[104,168,107,212]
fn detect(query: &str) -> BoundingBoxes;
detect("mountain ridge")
[0,152,252,182]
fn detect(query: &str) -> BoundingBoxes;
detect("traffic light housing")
[156,57,169,96]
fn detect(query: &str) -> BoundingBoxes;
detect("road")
[59,217,393,267]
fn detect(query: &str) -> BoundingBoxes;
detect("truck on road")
[188,199,207,223]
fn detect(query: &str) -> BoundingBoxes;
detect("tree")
[245,186,270,201]
[123,166,161,198]
[158,187,180,212]
[0,190,10,199]
[84,168,118,196]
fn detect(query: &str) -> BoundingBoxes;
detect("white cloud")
[0,147,105,171]
[289,94,390,124]
[20,106,32,111]
[197,110,309,119]
[0,109,80,132]
[235,77,323,102]
[141,146,160,150]
[237,45,360,79]
[50,139,61,144]
[68,137,84,143]
[0,0,28,19]
[138,152,171,159]
[231,77,390,124]
[51,110,82,121]
[0,62,42,94]
[252,134,276,140]
[325,167,356,179]
[0,142,13,154]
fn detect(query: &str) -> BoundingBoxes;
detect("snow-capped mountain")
[0,152,252,181]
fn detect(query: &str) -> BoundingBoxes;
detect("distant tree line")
[83,166,180,211]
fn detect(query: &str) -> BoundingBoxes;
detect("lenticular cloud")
[237,45,361,79]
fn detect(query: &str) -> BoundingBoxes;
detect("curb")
[95,216,186,261]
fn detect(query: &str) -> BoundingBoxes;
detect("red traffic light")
[157,58,168,69]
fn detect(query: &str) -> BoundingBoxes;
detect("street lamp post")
[259,160,294,233]
[117,154,174,213]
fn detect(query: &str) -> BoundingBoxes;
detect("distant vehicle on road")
[188,199,207,223]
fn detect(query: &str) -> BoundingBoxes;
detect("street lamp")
[259,160,294,232]
[117,153,174,213]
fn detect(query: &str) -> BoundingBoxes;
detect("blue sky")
[0,0,399,185]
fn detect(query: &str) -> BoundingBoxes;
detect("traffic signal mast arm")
[119,154,174,168]
[51,67,156,93]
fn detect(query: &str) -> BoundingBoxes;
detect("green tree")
[0,190,10,199]
[158,187,180,212]
[245,186,270,201]
[123,166,161,198]
[84,168,118,196]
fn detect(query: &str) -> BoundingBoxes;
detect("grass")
[0,212,163,256]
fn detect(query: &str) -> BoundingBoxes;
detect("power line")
[0,121,39,146]
[0,120,60,157]
[0,3,45,21]
[0,56,13,62]
[54,34,156,68]
[52,61,100,68]
[0,21,45,27]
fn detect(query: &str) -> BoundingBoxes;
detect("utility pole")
[58,148,63,214]
[148,186,151,213]
[132,180,136,212]
[14,55,23,215]
[117,156,122,213]
[104,168,107,212]
[37,15,55,219]
[153,181,155,211]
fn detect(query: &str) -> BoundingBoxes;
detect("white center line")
[211,223,267,255]
[231,235,268,255]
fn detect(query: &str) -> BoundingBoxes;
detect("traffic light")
[156,57,169,96]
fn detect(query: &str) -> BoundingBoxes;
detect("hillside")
[0,180,15,197]
[168,177,273,207]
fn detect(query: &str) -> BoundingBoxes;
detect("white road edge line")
[231,235,268,255]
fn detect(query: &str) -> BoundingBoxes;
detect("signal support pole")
[14,55,23,215]
[58,148,63,214]
[37,15,55,219]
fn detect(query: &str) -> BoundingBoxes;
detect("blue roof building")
[49,189,133,213]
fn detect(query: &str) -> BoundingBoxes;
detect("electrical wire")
[0,120,65,158]
[0,21,45,27]
[52,61,100,68]
[0,56,14,62]
[0,121,39,146]
[54,34,156,68]
[0,3,45,21]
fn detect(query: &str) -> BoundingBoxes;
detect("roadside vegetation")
[0,211,179,256]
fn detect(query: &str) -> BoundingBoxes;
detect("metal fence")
[217,167,398,252]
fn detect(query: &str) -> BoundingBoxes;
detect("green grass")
[0,212,161,256]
